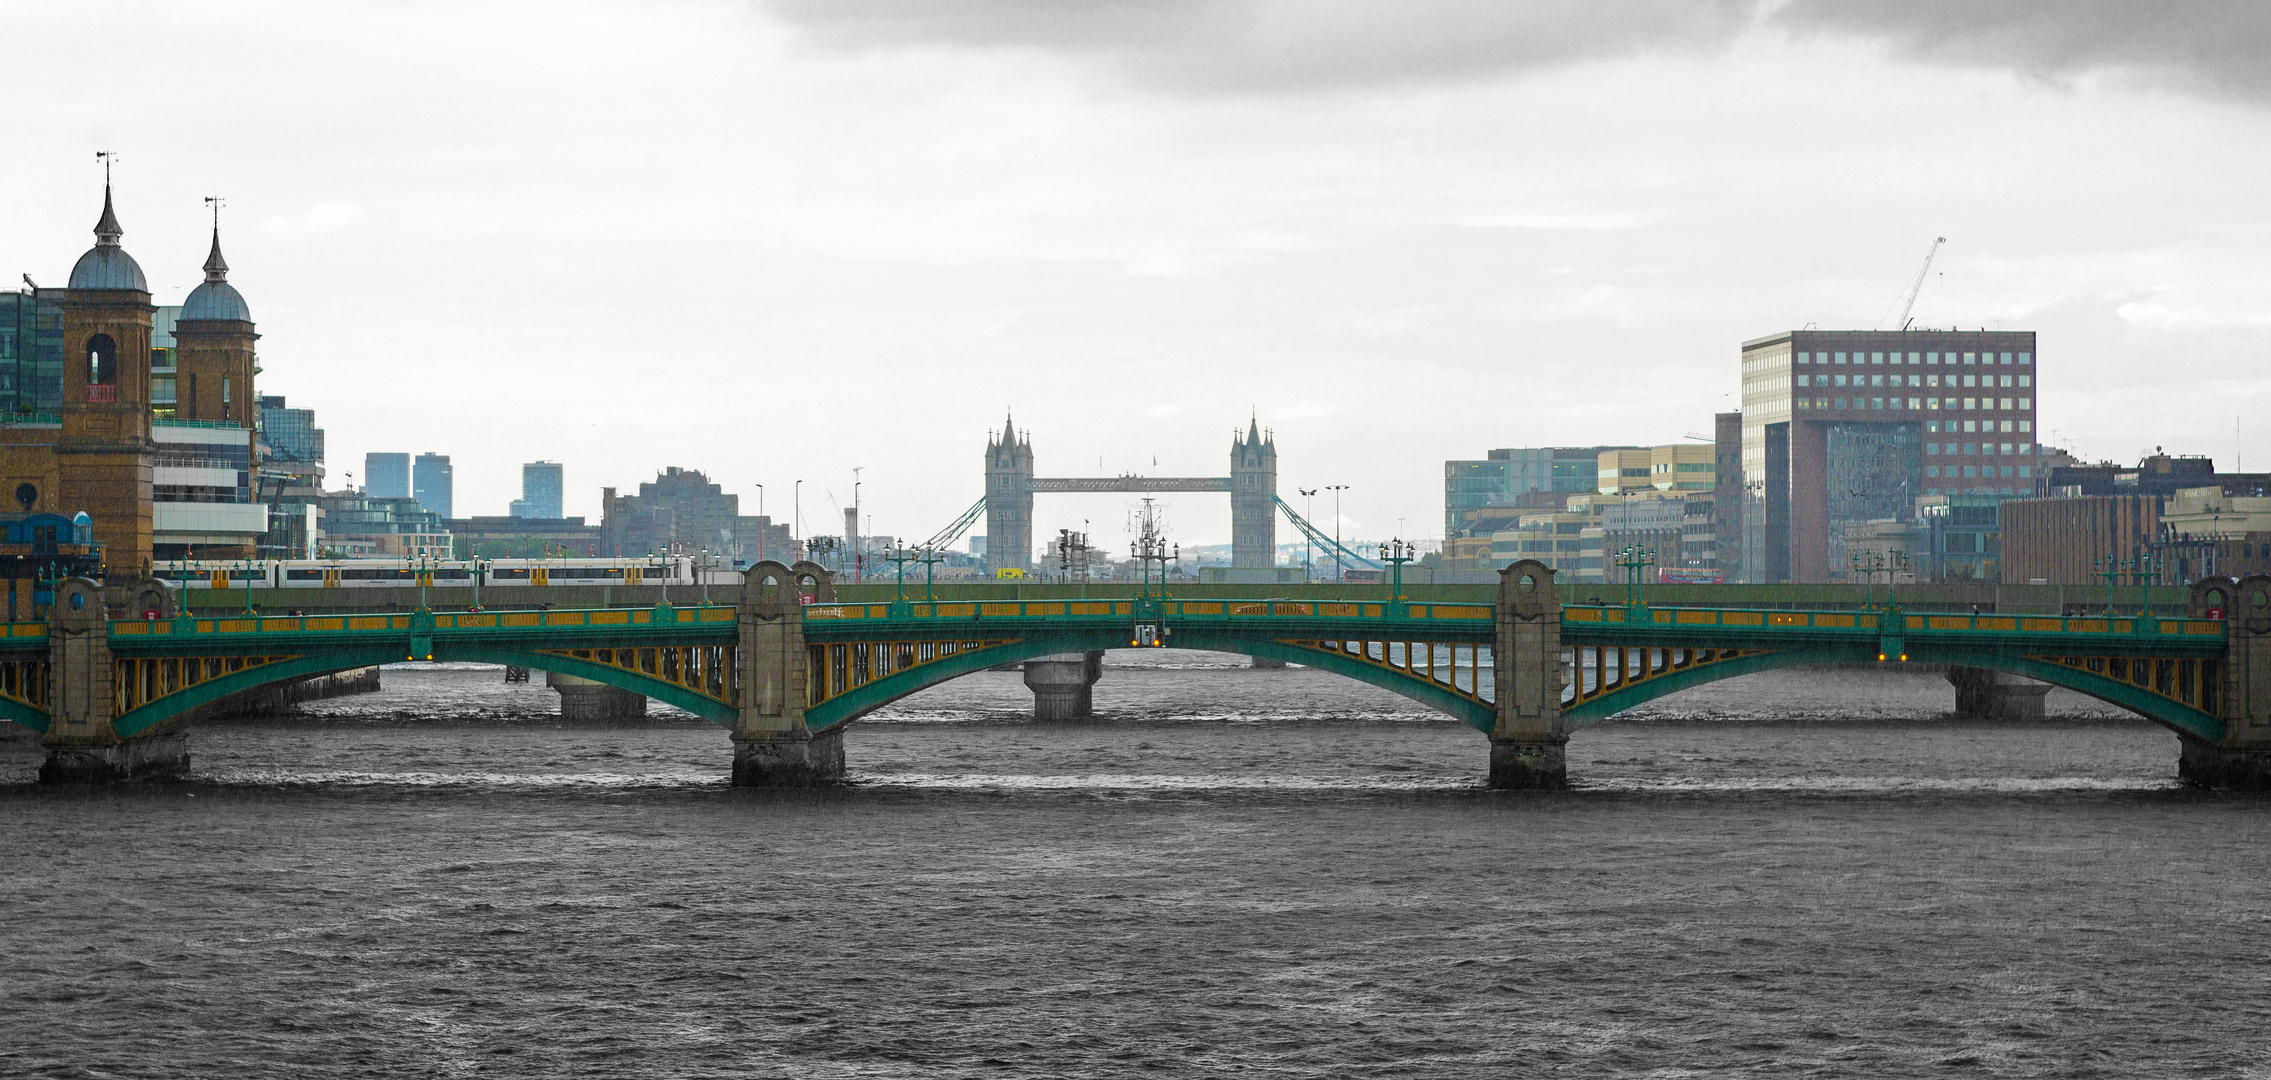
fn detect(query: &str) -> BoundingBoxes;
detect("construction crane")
[1893,236,1946,330]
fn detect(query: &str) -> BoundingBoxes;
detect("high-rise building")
[365,452,408,498]
[413,452,452,518]
[1739,330,2039,582]
[515,460,563,519]
[1711,411,1743,580]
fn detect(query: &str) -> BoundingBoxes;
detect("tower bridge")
[982,413,1282,575]
[14,563,2271,790]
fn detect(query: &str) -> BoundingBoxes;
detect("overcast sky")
[3,1,2267,553]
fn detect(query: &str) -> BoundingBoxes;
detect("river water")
[3,653,2268,1077]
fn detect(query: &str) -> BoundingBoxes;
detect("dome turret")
[66,184,148,292]
[179,228,251,322]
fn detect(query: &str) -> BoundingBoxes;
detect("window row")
[1797,350,2029,366]
[1925,442,2032,456]
[1799,372,2028,389]
[1927,465,2031,479]
[1799,397,2033,415]
[1926,419,2029,434]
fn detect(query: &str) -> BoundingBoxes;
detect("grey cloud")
[760,0,1762,93]
[1771,0,2271,103]
[764,0,2271,103]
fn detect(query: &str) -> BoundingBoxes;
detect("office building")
[1739,330,2038,582]
[365,452,409,498]
[412,452,452,518]
[1712,411,1744,580]
[1443,445,1639,538]
[514,460,563,519]
[0,288,64,416]
[601,466,791,567]
[259,396,324,465]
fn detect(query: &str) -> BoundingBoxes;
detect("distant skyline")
[4,2,2267,549]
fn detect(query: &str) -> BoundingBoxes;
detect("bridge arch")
[1562,643,2223,743]
[804,630,1497,733]
[109,642,741,740]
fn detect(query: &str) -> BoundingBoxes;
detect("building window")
[2018,466,2031,478]
[1964,352,1977,365]
[1834,397,1847,409]
[2018,375,2031,387]
[1927,466,1940,478]
[1797,374,1809,387]
[1815,397,1827,409]
[87,333,117,387]
[1833,374,1846,387]
[1908,352,1920,363]
[2018,352,2031,365]
[1869,374,1882,387]
[1963,397,1976,410]
[1872,352,1885,364]
[2000,352,2013,364]
[2018,398,2031,410]
[1835,352,1847,364]
[1927,398,1940,410]
[1872,397,1884,409]
[1908,397,1920,409]
[1964,466,1978,478]
[2000,465,2012,478]
[2018,420,2033,433]
[1927,352,1940,364]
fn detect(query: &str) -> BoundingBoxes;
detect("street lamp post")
[1326,484,1349,583]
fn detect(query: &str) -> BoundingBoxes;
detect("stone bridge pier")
[2183,575,2271,789]
[1946,667,2051,720]
[1023,651,1104,719]
[547,671,648,720]
[732,560,844,786]
[40,578,188,783]
[1491,559,1567,789]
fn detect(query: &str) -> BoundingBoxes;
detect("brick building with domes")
[0,180,266,588]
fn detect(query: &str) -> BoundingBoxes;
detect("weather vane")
[205,195,225,228]
[95,150,117,184]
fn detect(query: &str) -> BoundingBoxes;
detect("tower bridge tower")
[984,412,1033,575]
[1230,417,1277,568]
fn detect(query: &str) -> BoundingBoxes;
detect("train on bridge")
[152,557,706,590]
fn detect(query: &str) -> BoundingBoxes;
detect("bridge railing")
[105,605,740,641]
[801,599,1497,623]
[1566,605,2225,639]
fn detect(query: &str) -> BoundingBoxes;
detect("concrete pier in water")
[1023,652,1104,720]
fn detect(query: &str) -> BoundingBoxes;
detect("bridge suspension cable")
[1273,495,1383,571]
[923,497,987,553]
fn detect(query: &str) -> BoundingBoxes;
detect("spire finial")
[92,151,122,247]
[202,196,229,282]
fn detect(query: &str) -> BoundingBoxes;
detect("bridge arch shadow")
[805,630,1498,733]
[1564,644,2220,743]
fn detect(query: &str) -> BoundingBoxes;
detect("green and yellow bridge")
[16,561,2271,788]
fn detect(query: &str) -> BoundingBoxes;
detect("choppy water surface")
[4,654,2268,1077]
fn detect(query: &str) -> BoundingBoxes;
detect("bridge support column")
[732,561,843,787]
[2184,576,2271,790]
[1023,651,1104,720]
[1491,560,1567,790]
[39,578,189,783]
[547,671,648,721]
[1946,667,2051,720]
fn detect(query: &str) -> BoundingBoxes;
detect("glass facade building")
[1443,446,1637,537]
[516,460,563,519]
[0,289,65,416]
[413,452,453,519]
[257,395,324,463]
[365,452,410,498]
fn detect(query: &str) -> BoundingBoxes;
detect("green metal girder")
[802,629,1496,732]
[0,694,50,734]
[112,648,403,739]
[439,646,737,725]
[1562,643,2224,742]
